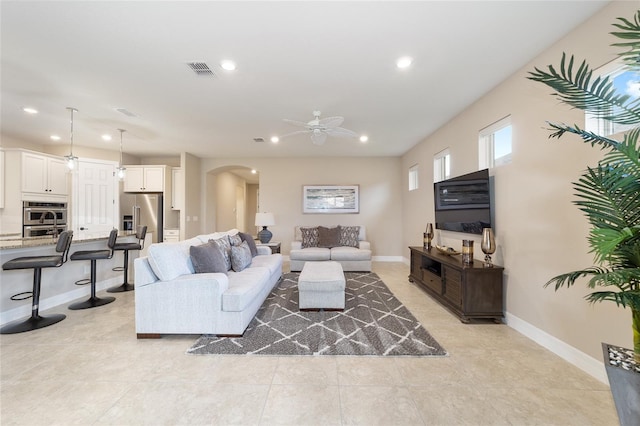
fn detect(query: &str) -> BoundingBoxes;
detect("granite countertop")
[0,231,137,250]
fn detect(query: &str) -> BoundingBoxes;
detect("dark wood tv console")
[408,246,504,323]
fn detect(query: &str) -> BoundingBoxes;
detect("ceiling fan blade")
[279,129,311,138]
[318,116,344,128]
[283,118,310,128]
[311,131,327,145]
[326,127,358,138]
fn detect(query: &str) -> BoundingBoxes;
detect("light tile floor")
[0,262,618,425]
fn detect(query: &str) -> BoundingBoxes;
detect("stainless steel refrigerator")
[120,193,164,243]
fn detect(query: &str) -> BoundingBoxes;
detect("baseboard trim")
[0,276,121,326]
[505,312,608,384]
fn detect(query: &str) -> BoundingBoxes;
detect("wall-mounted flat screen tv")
[434,169,491,235]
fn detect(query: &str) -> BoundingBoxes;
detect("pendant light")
[64,107,79,170]
[116,129,127,180]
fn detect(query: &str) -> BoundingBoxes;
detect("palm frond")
[545,122,621,150]
[611,11,640,69]
[528,53,640,125]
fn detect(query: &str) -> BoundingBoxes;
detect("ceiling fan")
[281,111,358,145]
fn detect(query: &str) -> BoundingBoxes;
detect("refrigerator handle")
[133,205,140,232]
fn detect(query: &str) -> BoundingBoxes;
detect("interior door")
[75,159,118,240]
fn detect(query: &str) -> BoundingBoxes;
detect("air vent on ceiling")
[187,62,216,77]
[253,137,265,143]
[115,108,137,117]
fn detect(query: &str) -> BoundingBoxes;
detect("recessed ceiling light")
[270,136,279,143]
[23,107,38,114]
[251,169,257,174]
[360,135,369,143]
[220,60,237,71]
[102,134,112,141]
[50,135,61,141]
[396,56,413,69]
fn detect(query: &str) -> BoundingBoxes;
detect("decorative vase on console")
[423,223,434,250]
[481,227,496,267]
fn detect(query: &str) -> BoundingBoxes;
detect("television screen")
[434,169,491,235]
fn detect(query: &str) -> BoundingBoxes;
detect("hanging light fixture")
[116,128,127,180]
[64,107,79,170]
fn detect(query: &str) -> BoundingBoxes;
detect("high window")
[585,61,639,136]
[479,115,512,169]
[433,149,450,183]
[408,164,419,191]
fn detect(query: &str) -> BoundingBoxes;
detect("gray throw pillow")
[318,226,341,248]
[190,242,228,274]
[300,227,319,248]
[228,233,243,247]
[230,241,252,272]
[340,226,360,247]
[239,232,258,257]
[210,237,232,270]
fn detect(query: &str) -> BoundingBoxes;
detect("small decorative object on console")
[481,227,496,267]
[423,223,434,250]
[435,245,460,256]
[461,240,474,264]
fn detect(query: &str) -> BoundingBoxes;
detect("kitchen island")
[0,231,143,327]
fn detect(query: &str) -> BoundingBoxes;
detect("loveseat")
[134,229,283,337]
[289,225,372,272]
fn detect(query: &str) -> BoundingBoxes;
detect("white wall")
[402,1,635,373]
[200,156,403,259]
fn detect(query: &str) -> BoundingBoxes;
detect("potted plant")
[528,10,640,425]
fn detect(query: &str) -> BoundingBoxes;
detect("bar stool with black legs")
[1,230,74,334]
[68,229,119,310]
[107,225,147,293]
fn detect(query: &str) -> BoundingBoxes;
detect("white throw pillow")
[148,238,200,281]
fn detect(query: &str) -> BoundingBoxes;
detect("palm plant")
[528,10,640,362]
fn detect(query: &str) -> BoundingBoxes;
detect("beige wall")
[182,152,201,239]
[402,1,635,366]
[200,157,403,258]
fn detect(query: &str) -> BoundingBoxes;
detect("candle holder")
[461,240,474,264]
[423,223,434,250]
[481,228,496,267]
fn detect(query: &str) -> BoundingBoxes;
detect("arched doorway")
[205,165,259,234]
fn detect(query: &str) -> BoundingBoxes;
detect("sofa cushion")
[340,226,361,248]
[239,232,258,257]
[211,236,232,270]
[230,241,252,272]
[190,241,228,274]
[300,227,319,248]
[228,233,243,247]
[147,237,200,281]
[290,247,331,261]
[222,267,271,312]
[250,253,283,276]
[330,246,372,261]
[318,226,341,248]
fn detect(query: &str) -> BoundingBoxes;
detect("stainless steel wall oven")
[22,201,68,238]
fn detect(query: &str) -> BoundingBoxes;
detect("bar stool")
[68,229,118,310]
[107,225,147,293]
[1,230,74,334]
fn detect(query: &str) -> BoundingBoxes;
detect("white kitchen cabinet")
[123,166,166,192]
[171,167,184,210]
[164,228,180,242]
[22,152,68,195]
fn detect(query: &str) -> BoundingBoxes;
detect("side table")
[255,241,281,254]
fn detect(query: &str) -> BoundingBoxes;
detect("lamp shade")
[255,212,275,226]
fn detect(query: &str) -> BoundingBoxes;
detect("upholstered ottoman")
[298,261,345,311]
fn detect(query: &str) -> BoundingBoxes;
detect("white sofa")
[289,225,372,272]
[134,230,283,337]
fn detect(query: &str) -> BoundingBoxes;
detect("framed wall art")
[303,185,359,214]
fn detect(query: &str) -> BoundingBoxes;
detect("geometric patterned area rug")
[187,272,447,357]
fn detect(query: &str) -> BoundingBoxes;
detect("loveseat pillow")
[210,236,232,270]
[190,241,228,274]
[340,226,360,248]
[230,241,252,272]
[318,226,341,248]
[239,232,258,257]
[300,227,319,248]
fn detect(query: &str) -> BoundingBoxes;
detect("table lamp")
[255,212,275,243]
